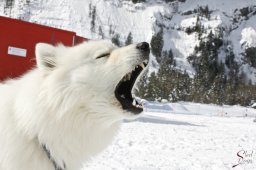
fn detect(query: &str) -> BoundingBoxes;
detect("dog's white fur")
[0,41,144,170]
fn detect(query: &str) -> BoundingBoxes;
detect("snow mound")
[240,27,256,48]
[144,101,256,117]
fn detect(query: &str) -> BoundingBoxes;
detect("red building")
[0,16,87,81]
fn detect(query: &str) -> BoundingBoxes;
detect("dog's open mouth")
[115,60,148,114]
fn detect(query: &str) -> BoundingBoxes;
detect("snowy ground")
[84,103,256,170]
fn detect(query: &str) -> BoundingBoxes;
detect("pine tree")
[4,0,14,16]
[109,25,115,35]
[90,6,96,32]
[150,28,164,63]
[140,72,161,101]
[111,34,121,47]
[98,26,104,39]
[131,0,146,4]
[125,32,133,45]
[5,0,14,8]
[244,47,256,68]
[88,3,92,17]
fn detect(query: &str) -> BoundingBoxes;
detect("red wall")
[0,16,87,81]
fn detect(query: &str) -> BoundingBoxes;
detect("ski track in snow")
[84,108,256,170]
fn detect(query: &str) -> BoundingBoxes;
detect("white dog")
[0,40,149,170]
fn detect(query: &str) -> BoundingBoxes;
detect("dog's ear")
[35,43,57,70]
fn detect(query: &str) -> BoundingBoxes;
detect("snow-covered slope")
[1,0,256,83]
[0,0,158,42]
[1,0,256,80]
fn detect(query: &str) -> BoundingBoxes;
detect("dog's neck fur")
[33,108,121,170]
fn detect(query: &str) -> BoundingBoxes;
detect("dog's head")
[35,40,149,119]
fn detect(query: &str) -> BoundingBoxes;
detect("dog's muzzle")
[115,42,150,114]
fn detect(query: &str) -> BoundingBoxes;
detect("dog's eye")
[96,53,110,59]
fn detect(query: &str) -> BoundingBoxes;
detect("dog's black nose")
[136,42,149,52]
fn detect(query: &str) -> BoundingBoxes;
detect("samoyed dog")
[0,40,149,170]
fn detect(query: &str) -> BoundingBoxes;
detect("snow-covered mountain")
[1,0,256,104]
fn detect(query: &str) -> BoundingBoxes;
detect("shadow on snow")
[125,115,205,127]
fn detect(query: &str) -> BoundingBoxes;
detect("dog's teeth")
[132,99,136,106]
[122,73,132,82]
[128,73,131,80]
[136,104,143,109]
[123,75,128,81]
[140,63,145,69]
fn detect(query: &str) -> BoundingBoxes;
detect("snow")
[180,17,197,28]
[163,30,197,74]
[252,103,256,108]
[201,16,223,33]
[84,102,256,170]
[240,27,256,48]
